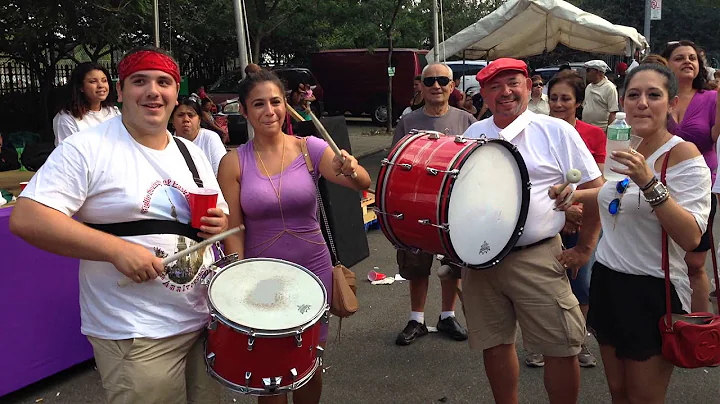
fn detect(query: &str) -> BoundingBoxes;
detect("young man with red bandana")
[10,47,227,404]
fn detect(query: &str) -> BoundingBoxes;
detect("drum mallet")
[117,226,244,287]
[555,169,582,194]
[307,110,358,179]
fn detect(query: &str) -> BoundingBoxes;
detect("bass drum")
[375,131,531,268]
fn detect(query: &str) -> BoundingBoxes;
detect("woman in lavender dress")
[661,40,720,311]
[217,70,371,404]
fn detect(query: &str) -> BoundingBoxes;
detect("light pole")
[644,0,651,46]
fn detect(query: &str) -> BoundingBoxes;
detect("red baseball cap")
[476,58,529,87]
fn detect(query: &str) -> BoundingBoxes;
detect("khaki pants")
[88,330,220,404]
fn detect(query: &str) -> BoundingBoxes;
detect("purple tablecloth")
[0,207,93,397]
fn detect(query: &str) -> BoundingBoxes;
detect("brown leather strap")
[300,137,313,174]
[661,146,673,329]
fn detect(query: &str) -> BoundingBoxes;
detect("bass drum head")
[448,141,526,267]
[208,258,326,332]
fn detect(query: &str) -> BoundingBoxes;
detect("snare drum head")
[208,259,326,331]
[448,141,526,266]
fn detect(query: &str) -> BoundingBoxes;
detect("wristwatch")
[643,181,669,204]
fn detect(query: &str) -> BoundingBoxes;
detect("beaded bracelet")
[640,176,658,192]
[647,191,670,208]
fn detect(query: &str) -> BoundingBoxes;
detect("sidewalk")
[346,119,394,158]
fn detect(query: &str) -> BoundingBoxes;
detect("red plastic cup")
[367,270,387,282]
[19,182,28,191]
[189,188,219,229]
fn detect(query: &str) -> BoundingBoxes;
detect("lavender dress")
[237,135,332,341]
[668,90,717,183]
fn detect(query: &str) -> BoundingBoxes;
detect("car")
[206,66,324,112]
[445,60,487,92]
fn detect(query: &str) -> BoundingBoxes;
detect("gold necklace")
[254,135,286,203]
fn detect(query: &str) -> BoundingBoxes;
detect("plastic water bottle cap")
[615,112,626,120]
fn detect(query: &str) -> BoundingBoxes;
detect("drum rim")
[205,347,320,395]
[444,138,531,269]
[207,257,329,337]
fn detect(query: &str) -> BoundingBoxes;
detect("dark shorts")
[693,194,716,252]
[396,249,461,280]
[587,262,685,361]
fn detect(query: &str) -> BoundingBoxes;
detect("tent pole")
[643,0,651,46]
[432,0,440,61]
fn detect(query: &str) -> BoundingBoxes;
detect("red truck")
[311,48,428,126]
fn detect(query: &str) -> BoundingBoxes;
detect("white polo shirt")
[463,110,601,246]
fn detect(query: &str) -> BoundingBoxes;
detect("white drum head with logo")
[448,142,525,266]
[208,258,326,331]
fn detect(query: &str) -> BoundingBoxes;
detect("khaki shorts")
[397,249,461,280]
[461,236,585,357]
[88,329,220,404]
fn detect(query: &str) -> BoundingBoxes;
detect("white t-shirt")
[596,136,711,313]
[53,106,121,146]
[174,128,227,176]
[463,110,601,246]
[21,116,229,340]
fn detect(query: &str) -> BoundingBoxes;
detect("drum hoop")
[207,257,329,337]
[205,346,320,395]
[376,132,426,250]
[443,138,531,269]
[436,140,480,259]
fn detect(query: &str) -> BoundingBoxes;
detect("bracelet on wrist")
[649,193,670,208]
[640,176,658,191]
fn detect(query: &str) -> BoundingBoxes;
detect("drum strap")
[83,137,204,242]
[85,220,203,243]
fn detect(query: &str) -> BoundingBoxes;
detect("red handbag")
[658,146,720,368]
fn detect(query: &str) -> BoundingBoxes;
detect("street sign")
[388,67,396,77]
[651,0,662,20]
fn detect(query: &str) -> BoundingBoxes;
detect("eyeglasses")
[608,178,630,215]
[422,76,451,87]
[533,82,543,88]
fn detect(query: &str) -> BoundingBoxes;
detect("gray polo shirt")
[392,106,477,146]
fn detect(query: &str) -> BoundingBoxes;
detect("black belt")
[511,236,556,252]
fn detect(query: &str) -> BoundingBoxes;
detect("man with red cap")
[10,46,227,403]
[461,58,604,404]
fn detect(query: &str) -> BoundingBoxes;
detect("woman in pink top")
[661,40,720,311]
[217,70,371,404]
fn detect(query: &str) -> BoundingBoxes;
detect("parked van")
[311,48,428,125]
[445,60,487,93]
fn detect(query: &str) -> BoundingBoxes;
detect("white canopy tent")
[427,0,649,63]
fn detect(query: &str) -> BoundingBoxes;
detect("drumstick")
[307,109,358,179]
[117,226,245,287]
[555,169,583,194]
[286,102,306,122]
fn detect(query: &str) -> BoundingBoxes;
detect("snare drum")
[205,258,328,396]
[375,131,531,268]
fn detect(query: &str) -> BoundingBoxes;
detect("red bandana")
[118,50,181,84]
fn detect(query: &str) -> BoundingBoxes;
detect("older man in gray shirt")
[391,63,476,346]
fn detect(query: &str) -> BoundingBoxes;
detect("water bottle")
[603,112,632,181]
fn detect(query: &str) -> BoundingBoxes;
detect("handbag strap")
[173,137,204,188]
[300,137,340,266]
[661,147,673,329]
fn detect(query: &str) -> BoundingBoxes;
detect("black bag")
[20,142,55,171]
[0,146,20,172]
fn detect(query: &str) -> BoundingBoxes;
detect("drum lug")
[207,316,218,331]
[247,336,255,351]
[426,167,460,177]
[372,208,403,220]
[417,219,449,231]
[206,352,216,367]
[322,311,329,324]
[262,376,282,393]
[295,333,303,347]
[428,132,441,139]
[245,371,252,390]
[316,346,325,358]
[454,135,467,143]
[381,158,412,170]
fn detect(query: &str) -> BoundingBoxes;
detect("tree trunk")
[252,32,263,64]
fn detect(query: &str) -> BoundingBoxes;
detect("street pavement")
[3,119,720,404]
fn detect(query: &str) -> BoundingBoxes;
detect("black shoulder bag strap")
[173,136,204,188]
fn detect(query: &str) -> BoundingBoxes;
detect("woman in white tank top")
[558,63,712,403]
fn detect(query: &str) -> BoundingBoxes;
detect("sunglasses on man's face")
[423,76,451,87]
[533,82,543,88]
